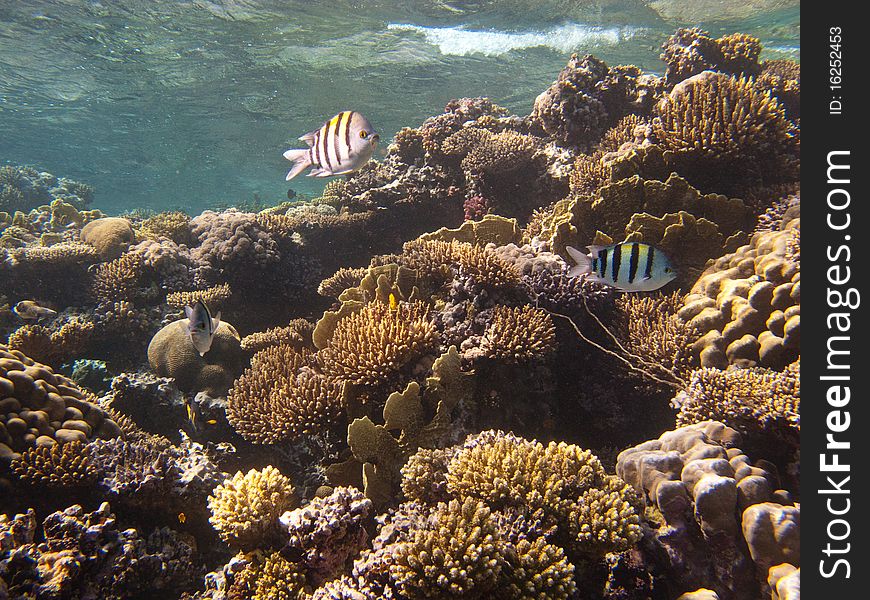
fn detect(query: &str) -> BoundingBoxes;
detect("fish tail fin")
[565,245,593,278]
[283,148,311,181]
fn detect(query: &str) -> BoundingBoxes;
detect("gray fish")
[13,300,58,321]
[566,242,677,292]
[283,111,379,180]
[185,300,221,356]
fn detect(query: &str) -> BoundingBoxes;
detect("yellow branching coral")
[443,431,642,555]
[12,441,98,487]
[477,305,556,363]
[317,301,438,387]
[166,283,232,309]
[253,551,309,600]
[92,252,144,303]
[389,498,504,599]
[674,361,800,441]
[317,266,368,298]
[240,319,313,353]
[400,239,519,290]
[226,345,342,444]
[139,211,194,245]
[207,466,298,549]
[506,535,576,600]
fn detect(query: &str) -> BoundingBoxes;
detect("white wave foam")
[387,22,641,57]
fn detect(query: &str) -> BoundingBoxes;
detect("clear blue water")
[0,0,799,214]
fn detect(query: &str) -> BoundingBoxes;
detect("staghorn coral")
[208,466,299,549]
[472,305,557,363]
[316,301,438,387]
[678,221,800,369]
[758,60,800,121]
[318,267,367,299]
[399,239,520,291]
[652,71,798,193]
[11,441,99,487]
[147,317,246,396]
[252,551,309,600]
[240,319,314,353]
[1,344,121,460]
[226,345,342,444]
[91,251,146,304]
[166,283,232,310]
[80,217,134,260]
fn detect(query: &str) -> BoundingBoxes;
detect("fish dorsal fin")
[184,305,194,321]
[212,311,221,332]
[299,130,319,146]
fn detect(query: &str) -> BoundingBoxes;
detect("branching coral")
[240,319,314,353]
[316,301,438,387]
[473,305,557,363]
[7,318,95,367]
[399,239,520,291]
[91,252,146,304]
[226,345,343,444]
[166,283,232,310]
[318,267,367,298]
[139,211,195,245]
[208,466,298,549]
[652,71,798,192]
[11,441,99,487]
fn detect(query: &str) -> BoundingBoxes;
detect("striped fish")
[185,300,221,356]
[566,242,677,292]
[283,111,379,180]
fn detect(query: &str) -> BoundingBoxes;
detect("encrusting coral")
[226,345,343,444]
[208,466,299,550]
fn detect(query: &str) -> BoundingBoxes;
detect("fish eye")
[664,267,673,273]
[359,130,368,139]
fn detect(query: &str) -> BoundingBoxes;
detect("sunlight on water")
[0,0,799,214]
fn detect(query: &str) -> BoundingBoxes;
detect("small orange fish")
[207,419,217,425]
[178,512,186,524]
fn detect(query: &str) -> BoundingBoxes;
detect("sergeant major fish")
[13,300,57,321]
[566,242,677,292]
[185,300,220,356]
[283,111,379,180]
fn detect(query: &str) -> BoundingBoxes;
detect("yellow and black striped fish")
[283,111,379,180]
[566,242,677,292]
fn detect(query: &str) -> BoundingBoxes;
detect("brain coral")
[208,466,298,550]
[678,220,800,369]
[80,217,134,260]
[147,318,246,396]
[226,345,342,444]
[316,301,438,387]
[1,344,121,460]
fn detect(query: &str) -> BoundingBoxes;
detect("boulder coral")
[678,220,800,369]
[147,317,246,396]
[80,217,135,260]
[0,344,121,460]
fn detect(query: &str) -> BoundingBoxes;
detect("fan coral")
[317,301,438,387]
[166,283,232,310]
[474,305,556,363]
[1,344,121,460]
[80,217,134,260]
[678,221,800,369]
[147,317,246,395]
[226,345,342,444]
[11,441,98,487]
[318,267,367,298]
[208,466,299,549]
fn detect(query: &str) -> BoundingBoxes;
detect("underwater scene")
[1,1,800,599]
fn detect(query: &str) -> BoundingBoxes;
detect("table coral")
[226,345,342,444]
[208,466,299,550]
[147,317,246,395]
[166,283,232,310]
